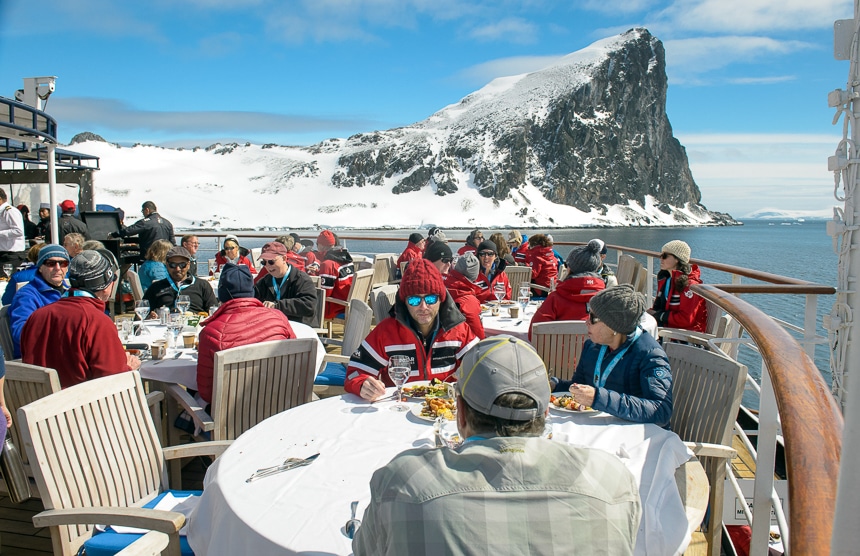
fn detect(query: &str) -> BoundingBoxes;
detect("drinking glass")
[2,264,11,278]
[134,300,150,335]
[518,292,531,315]
[436,417,462,449]
[388,355,411,412]
[493,283,505,304]
[166,312,184,354]
[176,295,191,322]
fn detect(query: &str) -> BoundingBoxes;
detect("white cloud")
[654,0,850,34]
[581,0,659,15]
[728,75,796,85]
[467,18,539,44]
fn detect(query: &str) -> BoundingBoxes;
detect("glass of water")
[388,355,411,412]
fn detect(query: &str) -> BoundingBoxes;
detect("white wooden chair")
[503,266,532,296]
[658,299,742,359]
[327,268,374,333]
[308,286,327,335]
[666,343,747,556]
[369,284,398,324]
[126,269,144,302]
[17,371,230,556]
[250,247,262,271]
[529,321,589,382]
[370,254,398,287]
[168,338,318,441]
[115,531,170,556]
[314,299,373,397]
[0,305,14,360]
[615,254,640,286]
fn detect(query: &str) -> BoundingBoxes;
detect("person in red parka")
[214,234,256,274]
[457,229,484,256]
[396,233,426,276]
[473,240,511,302]
[346,259,478,401]
[525,233,558,295]
[529,239,606,339]
[648,240,708,332]
[197,263,295,405]
[444,252,485,340]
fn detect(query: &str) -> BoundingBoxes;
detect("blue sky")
[0,0,852,216]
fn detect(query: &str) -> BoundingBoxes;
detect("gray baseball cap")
[456,335,549,421]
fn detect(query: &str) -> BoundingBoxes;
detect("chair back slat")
[213,338,318,441]
[4,362,61,471]
[615,254,639,286]
[369,284,398,325]
[125,269,144,301]
[341,299,373,356]
[529,321,589,382]
[18,372,164,556]
[371,254,397,287]
[349,269,375,305]
[0,305,14,361]
[503,266,532,296]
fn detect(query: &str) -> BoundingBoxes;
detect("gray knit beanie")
[455,252,480,281]
[565,239,602,275]
[588,284,645,335]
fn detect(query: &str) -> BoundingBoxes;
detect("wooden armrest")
[683,441,737,459]
[116,531,170,556]
[165,385,214,432]
[145,391,164,407]
[33,506,184,534]
[658,328,715,344]
[328,298,348,307]
[162,441,232,461]
[530,283,550,293]
[323,354,350,365]
[320,337,344,347]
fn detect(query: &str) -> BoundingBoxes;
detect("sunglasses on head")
[43,259,69,269]
[168,262,188,270]
[478,251,495,257]
[406,294,440,307]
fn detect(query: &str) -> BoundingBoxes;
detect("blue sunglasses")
[406,294,440,307]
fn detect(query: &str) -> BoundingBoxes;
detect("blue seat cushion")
[83,490,201,556]
[314,362,346,386]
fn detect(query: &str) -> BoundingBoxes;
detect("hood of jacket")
[324,246,353,264]
[556,273,605,303]
[445,270,481,298]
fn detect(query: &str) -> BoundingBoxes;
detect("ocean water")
[196,220,837,399]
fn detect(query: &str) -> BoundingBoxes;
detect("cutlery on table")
[245,453,320,482]
[345,500,360,539]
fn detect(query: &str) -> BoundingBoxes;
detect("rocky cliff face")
[321,28,732,225]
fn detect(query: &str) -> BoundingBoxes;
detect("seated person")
[648,240,708,332]
[396,233,426,277]
[22,250,140,388]
[489,232,516,266]
[197,264,296,405]
[508,230,529,264]
[592,238,618,287]
[143,246,217,316]
[423,240,453,276]
[555,285,672,426]
[346,259,478,401]
[525,233,558,295]
[529,239,606,339]
[1,243,46,306]
[10,245,70,358]
[138,239,171,292]
[353,335,641,555]
[457,229,483,255]
[444,253,485,340]
[290,234,318,274]
[426,226,448,244]
[318,237,355,320]
[214,234,256,274]
[474,240,511,302]
[253,241,317,324]
[63,232,85,259]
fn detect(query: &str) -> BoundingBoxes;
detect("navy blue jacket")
[558,330,672,426]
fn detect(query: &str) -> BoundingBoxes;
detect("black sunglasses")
[43,259,69,269]
[660,253,673,259]
[440,257,452,264]
[168,262,188,270]
[478,251,496,257]
[263,258,281,266]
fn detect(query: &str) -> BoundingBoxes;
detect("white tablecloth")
[481,303,659,341]
[138,321,325,389]
[187,392,695,556]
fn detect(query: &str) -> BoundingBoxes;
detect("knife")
[246,453,320,482]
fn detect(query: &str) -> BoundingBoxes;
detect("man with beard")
[143,246,216,316]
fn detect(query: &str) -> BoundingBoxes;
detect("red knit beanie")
[399,259,447,302]
[317,230,336,248]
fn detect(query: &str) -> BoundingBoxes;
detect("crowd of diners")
[0,195,712,554]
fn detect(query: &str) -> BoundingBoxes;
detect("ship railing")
[184,232,842,553]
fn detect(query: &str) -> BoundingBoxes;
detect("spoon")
[345,500,360,539]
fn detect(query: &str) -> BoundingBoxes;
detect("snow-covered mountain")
[744,208,833,220]
[68,28,736,230]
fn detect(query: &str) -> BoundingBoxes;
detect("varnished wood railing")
[693,285,843,555]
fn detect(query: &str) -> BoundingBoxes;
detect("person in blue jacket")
[554,284,672,427]
[1,243,45,306]
[9,244,70,358]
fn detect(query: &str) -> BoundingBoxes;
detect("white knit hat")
[661,240,691,264]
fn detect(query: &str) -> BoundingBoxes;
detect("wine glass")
[388,355,411,412]
[518,291,531,315]
[166,312,184,355]
[493,283,506,304]
[2,263,12,279]
[176,295,191,322]
[134,300,150,335]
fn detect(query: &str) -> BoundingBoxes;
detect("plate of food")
[480,304,491,312]
[402,379,452,399]
[499,300,517,306]
[410,397,457,422]
[549,393,597,413]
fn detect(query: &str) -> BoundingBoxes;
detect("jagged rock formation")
[69,132,107,144]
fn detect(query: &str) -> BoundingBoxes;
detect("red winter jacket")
[396,242,424,269]
[196,297,295,403]
[528,274,606,339]
[526,245,558,292]
[457,244,477,256]
[474,259,512,303]
[345,295,478,396]
[444,270,485,340]
[215,252,257,274]
[512,241,530,265]
[254,250,309,284]
[319,248,355,319]
[652,265,708,332]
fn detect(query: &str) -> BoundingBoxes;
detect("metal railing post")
[750,365,780,553]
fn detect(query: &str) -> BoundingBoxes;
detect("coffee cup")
[491,305,500,316]
[509,306,520,318]
[151,340,167,360]
[182,332,196,349]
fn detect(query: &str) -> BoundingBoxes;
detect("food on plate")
[480,304,491,312]
[421,397,456,420]
[550,394,592,412]
[403,378,451,399]
[499,300,516,306]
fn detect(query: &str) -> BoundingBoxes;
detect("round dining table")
[186,391,702,556]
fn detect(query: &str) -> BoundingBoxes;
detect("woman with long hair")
[647,240,708,332]
[525,233,558,295]
[489,232,516,266]
[138,239,172,291]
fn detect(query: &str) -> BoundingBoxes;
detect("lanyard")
[64,289,95,299]
[168,276,194,294]
[272,266,291,301]
[661,275,671,300]
[593,327,643,388]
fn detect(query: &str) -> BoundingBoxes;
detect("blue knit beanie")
[217,263,254,302]
[37,244,70,268]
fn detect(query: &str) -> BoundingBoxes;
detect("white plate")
[409,401,456,422]
[402,380,453,399]
[549,393,597,414]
